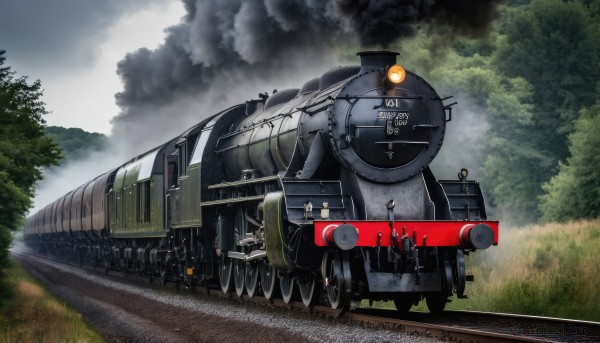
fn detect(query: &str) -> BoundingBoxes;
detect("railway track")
[12,246,600,342]
[351,308,600,342]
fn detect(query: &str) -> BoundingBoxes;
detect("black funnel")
[357,51,399,70]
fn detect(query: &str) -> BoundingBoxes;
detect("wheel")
[394,293,419,314]
[279,272,295,304]
[232,209,247,297]
[245,261,260,298]
[260,260,279,300]
[120,258,127,276]
[453,249,466,297]
[218,255,233,294]
[426,250,451,314]
[234,259,245,297]
[425,293,447,314]
[325,252,351,312]
[149,267,157,284]
[160,266,167,285]
[442,251,454,296]
[137,261,145,276]
[298,272,318,307]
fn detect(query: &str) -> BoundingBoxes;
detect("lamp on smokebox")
[387,64,406,84]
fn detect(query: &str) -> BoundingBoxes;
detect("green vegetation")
[0,50,62,272]
[488,0,600,223]
[457,219,600,321]
[363,219,600,321]
[44,126,107,165]
[0,259,103,342]
[540,101,600,221]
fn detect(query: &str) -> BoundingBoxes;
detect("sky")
[0,0,185,135]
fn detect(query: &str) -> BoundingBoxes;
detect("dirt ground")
[14,253,312,343]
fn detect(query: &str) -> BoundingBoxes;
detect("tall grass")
[463,219,600,321]
[363,219,600,321]
[0,260,103,343]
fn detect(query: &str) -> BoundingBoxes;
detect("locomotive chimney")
[357,51,399,71]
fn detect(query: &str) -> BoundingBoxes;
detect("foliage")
[540,98,600,221]
[487,0,600,222]
[0,259,103,342]
[44,126,107,164]
[0,50,61,270]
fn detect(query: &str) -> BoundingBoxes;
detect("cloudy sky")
[0,0,185,134]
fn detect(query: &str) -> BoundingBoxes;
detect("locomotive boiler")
[24,51,499,314]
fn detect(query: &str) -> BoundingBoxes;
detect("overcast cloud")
[0,0,184,134]
[0,0,162,74]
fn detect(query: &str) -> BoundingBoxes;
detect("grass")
[0,259,103,343]
[361,219,600,321]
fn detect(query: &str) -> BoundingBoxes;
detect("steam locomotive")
[24,51,498,313]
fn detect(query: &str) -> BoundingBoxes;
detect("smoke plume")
[111,0,500,153]
[31,0,502,215]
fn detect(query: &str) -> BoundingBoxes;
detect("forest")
[44,126,107,164]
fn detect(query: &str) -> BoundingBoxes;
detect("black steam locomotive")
[24,51,498,313]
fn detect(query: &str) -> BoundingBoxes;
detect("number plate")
[385,98,400,108]
[379,111,410,136]
[378,111,410,120]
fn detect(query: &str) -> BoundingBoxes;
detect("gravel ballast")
[14,249,437,343]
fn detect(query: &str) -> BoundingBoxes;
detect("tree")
[44,126,107,164]
[540,99,600,221]
[0,50,62,270]
[488,0,600,222]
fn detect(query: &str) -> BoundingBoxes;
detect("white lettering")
[378,111,410,120]
[385,99,399,108]
[386,121,395,135]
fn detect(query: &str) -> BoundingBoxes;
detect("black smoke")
[112,0,500,152]
[337,0,501,45]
